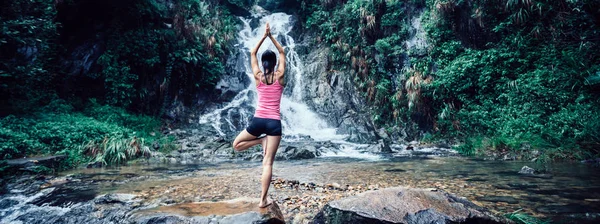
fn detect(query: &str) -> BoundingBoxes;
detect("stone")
[86,161,103,169]
[518,166,535,175]
[278,146,316,160]
[377,128,391,140]
[366,139,392,153]
[152,142,161,150]
[95,193,138,204]
[313,187,506,224]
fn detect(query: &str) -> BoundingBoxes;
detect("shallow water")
[2,156,600,223]
[75,157,600,221]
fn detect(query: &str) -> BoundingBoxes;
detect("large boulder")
[313,187,507,224]
[276,145,318,160]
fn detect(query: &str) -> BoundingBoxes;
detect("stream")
[2,156,600,223]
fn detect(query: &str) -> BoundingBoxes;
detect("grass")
[451,134,595,163]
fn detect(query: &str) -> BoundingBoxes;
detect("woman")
[232,22,285,208]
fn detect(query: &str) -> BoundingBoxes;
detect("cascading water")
[199,11,381,160]
[199,12,344,142]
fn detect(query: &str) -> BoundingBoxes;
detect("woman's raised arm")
[251,24,270,79]
[268,34,285,83]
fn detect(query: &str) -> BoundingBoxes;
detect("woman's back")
[255,79,284,120]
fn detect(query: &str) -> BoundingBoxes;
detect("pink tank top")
[254,79,284,120]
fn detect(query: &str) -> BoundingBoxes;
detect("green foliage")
[0,0,233,170]
[97,52,137,107]
[0,100,172,169]
[302,0,600,160]
[76,0,239,113]
[0,0,59,114]
[1,0,239,116]
[84,135,151,166]
[414,0,600,160]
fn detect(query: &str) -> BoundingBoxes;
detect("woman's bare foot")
[258,198,272,208]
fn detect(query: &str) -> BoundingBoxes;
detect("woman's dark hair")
[261,50,277,75]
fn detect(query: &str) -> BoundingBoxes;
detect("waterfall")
[199,12,344,142]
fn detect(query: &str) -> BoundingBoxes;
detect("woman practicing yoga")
[232,22,285,208]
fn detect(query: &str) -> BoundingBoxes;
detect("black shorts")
[246,117,282,136]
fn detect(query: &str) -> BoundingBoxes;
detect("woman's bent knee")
[232,142,242,151]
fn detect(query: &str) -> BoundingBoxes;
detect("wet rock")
[95,193,138,204]
[6,155,66,172]
[168,129,189,138]
[277,146,317,160]
[376,128,391,140]
[518,166,536,175]
[384,168,407,172]
[466,177,487,182]
[152,142,161,150]
[366,139,392,153]
[476,196,519,204]
[507,183,539,189]
[313,187,506,224]
[0,198,19,209]
[494,183,538,190]
[86,161,103,169]
[581,158,600,164]
[536,204,596,214]
[136,215,192,224]
[134,197,285,224]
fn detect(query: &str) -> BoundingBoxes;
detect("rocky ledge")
[133,197,285,224]
[313,187,508,224]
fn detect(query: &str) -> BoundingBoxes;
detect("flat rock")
[6,155,67,172]
[6,155,67,166]
[313,187,507,224]
[133,197,285,224]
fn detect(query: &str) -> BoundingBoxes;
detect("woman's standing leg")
[259,135,281,207]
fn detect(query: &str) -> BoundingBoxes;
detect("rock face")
[313,187,506,224]
[298,41,379,144]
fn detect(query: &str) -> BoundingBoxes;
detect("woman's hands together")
[264,22,271,38]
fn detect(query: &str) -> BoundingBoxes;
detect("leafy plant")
[505,210,549,224]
